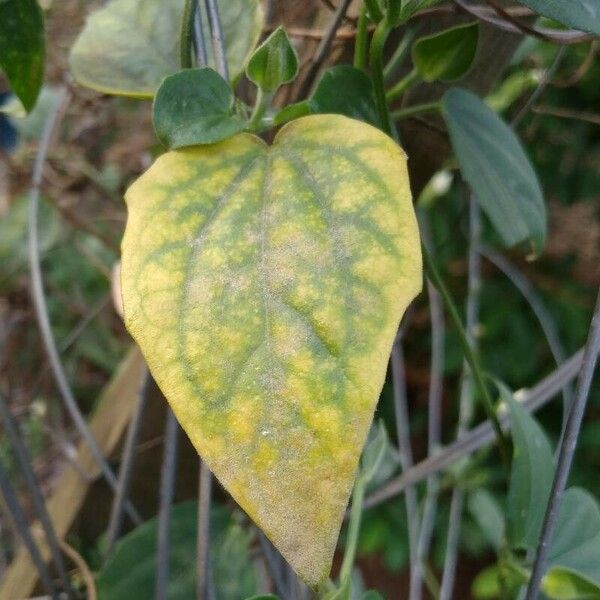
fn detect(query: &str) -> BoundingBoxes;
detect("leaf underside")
[69,0,263,97]
[121,114,422,586]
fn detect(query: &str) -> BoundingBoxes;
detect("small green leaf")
[543,568,600,600]
[152,68,245,149]
[121,114,422,586]
[504,388,554,551]
[398,0,444,22]
[310,65,380,127]
[246,26,298,93]
[546,488,600,590]
[412,23,479,82]
[468,489,505,551]
[0,0,45,112]
[360,421,389,484]
[97,502,257,599]
[515,0,600,37]
[69,0,264,97]
[442,87,547,255]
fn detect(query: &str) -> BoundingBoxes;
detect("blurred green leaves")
[0,0,45,112]
[515,0,600,37]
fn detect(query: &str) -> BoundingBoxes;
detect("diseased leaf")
[97,502,257,599]
[412,23,479,82]
[546,488,600,589]
[442,87,547,255]
[121,114,422,586]
[246,26,298,93]
[69,0,263,97]
[152,68,245,149]
[515,0,600,37]
[505,389,554,551]
[0,0,45,112]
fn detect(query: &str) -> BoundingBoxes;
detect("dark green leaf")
[152,68,245,149]
[546,488,600,589]
[412,22,479,82]
[468,489,505,551]
[442,87,547,254]
[246,26,298,92]
[515,0,600,37]
[0,0,44,112]
[97,502,257,599]
[362,592,385,600]
[398,0,444,22]
[504,387,554,551]
[310,65,380,127]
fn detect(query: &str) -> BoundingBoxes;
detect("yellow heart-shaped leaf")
[121,114,422,586]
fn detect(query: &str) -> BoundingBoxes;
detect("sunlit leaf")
[515,0,600,37]
[412,22,479,82]
[504,388,554,551]
[442,87,547,255]
[121,114,422,586]
[0,0,45,112]
[152,68,245,149]
[97,502,257,599]
[69,0,264,97]
[543,567,600,600]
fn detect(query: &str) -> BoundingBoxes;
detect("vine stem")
[339,475,367,583]
[353,3,369,70]
[421,243,511,470]
[391,101,441,121]
[386,68,420,102]
[369,19,393,135]
[180,0,196,69]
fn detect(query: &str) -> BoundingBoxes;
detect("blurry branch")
[454,0,595,45]
[363,347,585,511]
[297,0,353,98]
[27,85,141,525]
[526,290,600,600]
[531,105,600,126]
[552,41,598,87]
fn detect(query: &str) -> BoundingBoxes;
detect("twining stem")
[391,101,441,121]
[387,68,421,102]
[339,475,367,583]
[384,26,418,82]
[353,3,369,71]
[370,19,393,135]
[180,0,196,69]
[421,244,511,470]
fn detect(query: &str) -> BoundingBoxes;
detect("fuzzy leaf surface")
[121,114,422,586]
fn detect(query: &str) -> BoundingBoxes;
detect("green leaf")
[398,0,444,22]
[546,488,600,590]
[310,66,380,127]
[245,596,280,600]
[121,114,422,586]
[442,87,547,255]
[360,420,389,484]
[152,68,245,149]
[515,0,600,37]
[543,568,600,600]
[69,0,264,98]
[468,489,505,551]
[246,26,298,93]
[412,23,479,82]
[97,502,257,599]
[505,388,554,551]
[0,0,45,112]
